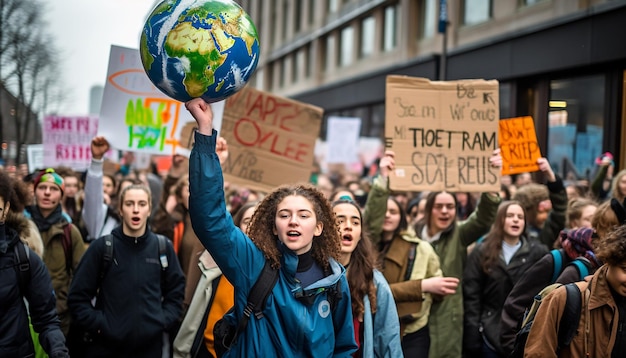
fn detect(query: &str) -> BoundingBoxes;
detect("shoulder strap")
[557,283,582,349]
[14,241,31,295]
[156,234,169,270]
[62,224,73,276]
[99,235,114,285]
[569,258,591,280]
[551,249,564,283]
[404,243,418,281]
[238,260,278,333]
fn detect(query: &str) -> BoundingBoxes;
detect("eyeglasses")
[433,203,456,211]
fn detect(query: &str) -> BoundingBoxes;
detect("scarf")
[559,227,601,268]
[27,204,65,232]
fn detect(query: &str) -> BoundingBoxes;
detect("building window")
[360,16,375,58]
[548,74,606,180]
[309,0,316,25]
[523,0,544,5]
[305,43,312,78]
[383,5,397,52]
[279,57,287,87]
[294,0,303,33]
[463,0,491,25]
[339,26,354,67]
[282,0,289,40]
[292,52,299,83]
[323,34,336,71]
[422,0,436,38]
[327,0,339,13]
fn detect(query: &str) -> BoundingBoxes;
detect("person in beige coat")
[524,223,626,357]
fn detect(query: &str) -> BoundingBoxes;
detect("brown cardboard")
[499,116,541,175]
[385,76,500,192]
[218,86,323,192]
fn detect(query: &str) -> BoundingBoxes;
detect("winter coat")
[462,237,547,355]
[173,251,223,358]
[415,191,501,358]
[0,213,68,358]
[361,270,403,358]
[188,131,357,357]
[67,226,185,358]
[38,219,85,335]
[524,265,621,357]
[500,248,599,354]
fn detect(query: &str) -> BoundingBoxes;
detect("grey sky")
[48,0,157,116]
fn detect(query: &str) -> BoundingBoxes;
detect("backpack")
[509,283,582,358]
[550,249,591,283]
[99,233,169,285]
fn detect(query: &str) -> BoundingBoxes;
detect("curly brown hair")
[247,183,341,271]
[594,224,626,266]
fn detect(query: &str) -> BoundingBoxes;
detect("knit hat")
[559,227,601,268]
[34,168,65,195]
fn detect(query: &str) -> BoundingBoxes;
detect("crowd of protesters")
[1,100,626,357]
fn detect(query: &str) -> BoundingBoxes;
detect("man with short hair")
[24,168,86,335]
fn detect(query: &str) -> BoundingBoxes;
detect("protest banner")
[98,45,224,156]
[385,76,500,192]
[27,144,44,172]
[212,86,323,193]
[43,115,99,170]
[499,116,541,175]
[326,116,362,165]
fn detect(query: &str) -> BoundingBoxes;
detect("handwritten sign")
[385,76,500,192]
[99,45,224,155]
[42,115,99,170]
[499,116,541,175]
[217,86,323,193]
[326,116,362,164]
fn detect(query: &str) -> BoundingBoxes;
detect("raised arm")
[363,150,394,246]
[82,136,109,241]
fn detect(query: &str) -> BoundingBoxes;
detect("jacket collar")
[588,265,618,311]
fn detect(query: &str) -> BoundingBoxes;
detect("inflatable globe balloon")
[140,0,260,103]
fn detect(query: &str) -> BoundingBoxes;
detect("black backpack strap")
[238,260,278,330]
[14,241,31,295]
[99,235,114,286]
[156,234,169,270]
[558,283,582,349]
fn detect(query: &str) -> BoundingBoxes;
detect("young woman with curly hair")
[185,98,357,357]
[463,201,547,357]
[332,197,402,357]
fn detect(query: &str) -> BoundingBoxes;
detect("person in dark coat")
[0,171,69,358]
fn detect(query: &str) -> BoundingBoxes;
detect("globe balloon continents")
[140,0,260,103]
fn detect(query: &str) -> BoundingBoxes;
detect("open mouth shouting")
[286,230,301,241]
[341,233,353,246]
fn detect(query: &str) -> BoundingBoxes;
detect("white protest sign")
[326,116,362,164]
[42,116,99,170]
[99,45,224,156]
[27,144,44,172]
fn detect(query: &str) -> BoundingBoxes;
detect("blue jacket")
[189,131,357,357]
[362,270,403,358]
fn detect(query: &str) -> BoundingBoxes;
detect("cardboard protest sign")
[99,45,224,156]
[215,86,323,193]
[43,115,99,170]
[499,116,541,175]
[385,76,500,192]
[326,116,362,164]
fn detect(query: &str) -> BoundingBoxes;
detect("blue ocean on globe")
[140,0,260,103]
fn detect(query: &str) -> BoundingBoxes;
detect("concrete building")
[0,84,42,165]
[238,0,626,180]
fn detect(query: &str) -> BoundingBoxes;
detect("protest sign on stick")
[385,76,500,192]
[43,116,98,170]
[214,86,323,193]
[499,116,541,175]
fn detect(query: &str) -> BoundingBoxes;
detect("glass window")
[327,0,339,13]
[499,82,512,119]
[279,57,287,87]
[383,5,397,52]
[309,0,316,25]
[323,34,336,71]
[422,0,436,38]
[305,43,312,78]
[464,0,491,25]
[523,0,543,5]
[548,75,606,181]
[340,26,354,67]
[360,16,375,58]
[294,0,302,33]
[282,0,289,40]
[292,52,300,82]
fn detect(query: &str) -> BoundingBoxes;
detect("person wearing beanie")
[24,168,86,336]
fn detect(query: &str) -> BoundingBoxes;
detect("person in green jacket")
[413,150,503,358]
